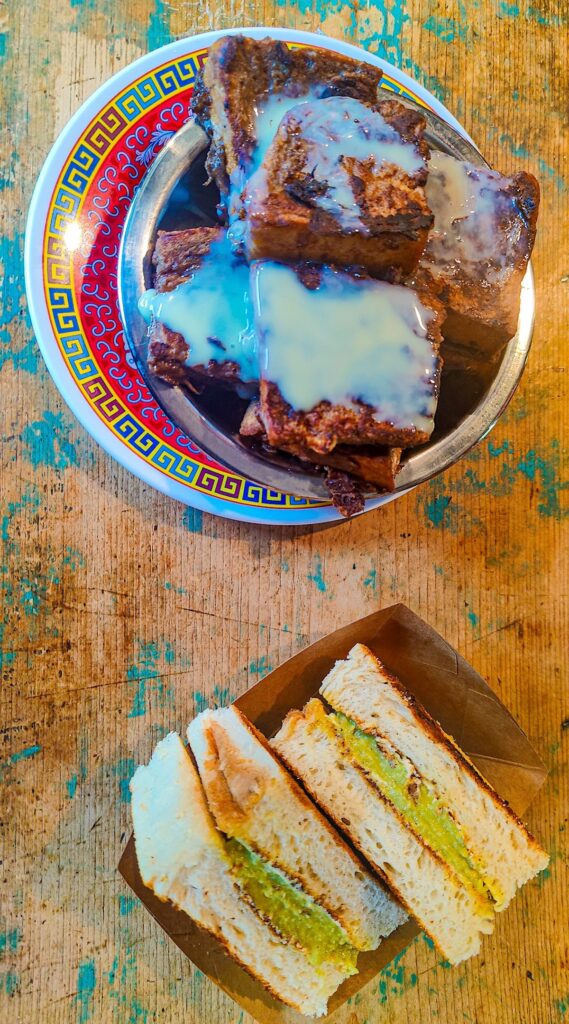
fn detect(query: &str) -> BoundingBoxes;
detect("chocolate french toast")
[243,95,433,277]
[252,261,445,455]
[138,34,540,517]
[413,151,540,353]
[141,226,258,392]
[192,34,384,199]
[240,400,402,491]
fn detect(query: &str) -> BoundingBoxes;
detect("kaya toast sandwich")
[272,643,549,965]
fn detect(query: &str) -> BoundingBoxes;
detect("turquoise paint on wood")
[307,555,327,592]
[248,655,273,677]
[126,640,181,718]
[0,746,41,780]
[118,894,138,916]
[0,230,38,375]
[75,960,96,1024]
[147,0,172,51]
[182,507,203,533]
[20,411,79,471]
[0,929,21,956]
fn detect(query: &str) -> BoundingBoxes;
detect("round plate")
[24,26,497,526]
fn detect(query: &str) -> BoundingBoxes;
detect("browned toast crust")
[274,700,460,959]
[415,168,539,351]
[257,276,445,455]
[147,226,250,391]
[240,401,402,490]
[194,35,384,194]
[231,708,387,884]
[199,707,391,934]
[354,644,545,849]
[245,97,432,276]
[260,381,430,452]
[153,226,221,290]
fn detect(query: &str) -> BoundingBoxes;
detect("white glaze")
[246,95,425,234]
[425,151,519,273]
[228,88,323,238]
[251,88,322,174]
[252,262,438,433]
[139,234,258,381]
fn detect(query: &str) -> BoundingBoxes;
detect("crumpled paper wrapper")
[118,604,547,1023]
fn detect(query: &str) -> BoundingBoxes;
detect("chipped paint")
[423,15,467,43]
[118,894,138,917]
[112,757,136,804]
[307,555,327,592]
[75,960,96,1023]
[147,0,172,51]
[377,947,417,1002]
[126,640,182,718]
[20,411,79,471]
[0,745,41,780]
[194,684,230,714]
[249,655,273,677]
[182,507,203,533]
[0,929,21,956]
[0,230,38,375]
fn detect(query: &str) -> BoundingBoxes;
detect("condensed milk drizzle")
[425,150,521,274]
[250,88,324,175]
[245,95,426,234]
[138,233,258,382]
[252,261,438,434]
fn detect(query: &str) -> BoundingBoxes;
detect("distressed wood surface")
[1,1,568,1023]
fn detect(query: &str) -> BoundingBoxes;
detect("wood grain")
[1,1,567,1023]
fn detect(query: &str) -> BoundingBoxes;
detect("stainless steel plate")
[118,110,534,501]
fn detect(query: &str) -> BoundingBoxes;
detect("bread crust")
[240,401,402,490]
[273,700,490,962]
[348,644,546,852]
[203,707,393,930]
[194,35,384,193]
[415,167,540,351]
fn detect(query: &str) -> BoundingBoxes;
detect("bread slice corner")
[320,644,549,909]
[130,730,349,1017]
[187,703,405,951]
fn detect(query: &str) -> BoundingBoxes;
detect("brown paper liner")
[118,604,547,1023]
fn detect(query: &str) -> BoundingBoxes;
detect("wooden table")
[2,2,568,1022]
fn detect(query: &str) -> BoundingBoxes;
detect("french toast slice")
[243,95,433,276]
[252,261,445,455]
[240,400,402,490]
[144,226,257,390]
[192,34,384,198]
[413,152,540,353]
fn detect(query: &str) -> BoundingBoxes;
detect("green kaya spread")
[225,838,359,972]
[329,711,501,909]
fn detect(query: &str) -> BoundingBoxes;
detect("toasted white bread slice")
[320,644,549,909]
[272,699,496,965]
[187,706,406,951]
[130,732,348,1017]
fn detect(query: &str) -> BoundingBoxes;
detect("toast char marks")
[240,400,402,490]
[193,35,384,195]
[244,95,433,275]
